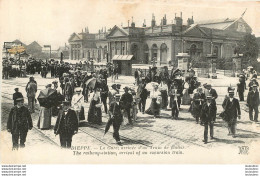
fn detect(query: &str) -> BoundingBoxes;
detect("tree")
[235,34,259,67]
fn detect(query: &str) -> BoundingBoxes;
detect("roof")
[112,55,133,61]
[12,39,27,46]
[27,41,42,48]
[196,18,237,30]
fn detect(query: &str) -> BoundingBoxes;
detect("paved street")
[1,72,260,152]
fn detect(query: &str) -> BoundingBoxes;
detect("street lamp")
[44,45,51,61]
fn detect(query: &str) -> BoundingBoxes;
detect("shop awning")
[112,55,133,61]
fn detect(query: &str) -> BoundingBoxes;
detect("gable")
[107,26,128,38]
[184,26,208,38]
[69,33,82,42]
[225,18,252,33]
[112,29,128,37]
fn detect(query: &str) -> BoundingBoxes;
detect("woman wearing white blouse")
[145,85,161,118]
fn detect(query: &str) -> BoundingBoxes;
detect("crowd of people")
[6,62,260,149]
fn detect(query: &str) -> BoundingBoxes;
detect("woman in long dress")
[88,88,102,125]
[37,84,53,130]
[159,80,168,109]
[145,84,161,118]
[182,81,191,105]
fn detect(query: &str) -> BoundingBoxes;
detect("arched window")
[152,44,158,61]
[143,44,149,64]
[131,43,138,61]
[160,43,167,64]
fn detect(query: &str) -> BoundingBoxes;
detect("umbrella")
[104,117,113,136]
[37,88,58,108]
[85,78,101,89]
[146,82,159,91]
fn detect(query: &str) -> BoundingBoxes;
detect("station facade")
[68,13,252,67]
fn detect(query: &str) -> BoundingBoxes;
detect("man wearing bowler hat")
[109,94,123,144]
[247,84,259,122]
[54,101,78,148]
[7,98,33,150]
[201,95,217,144]
[120,86,133,125]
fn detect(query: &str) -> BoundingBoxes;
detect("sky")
[0,0,260,50]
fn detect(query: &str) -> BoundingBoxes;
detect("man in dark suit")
[222,89,241,138]
[120,87,133,125]
[7,98,33,150]
[139,80,149,114]
[109,94,123,145]
[201,95,217,144]
[13,88,23,106]
[207,84,218,122]
[100,79,109,114]
[247,84,259,122]
[54,101,78,148]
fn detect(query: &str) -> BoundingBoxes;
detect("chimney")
[163,14,167,25]
[86,27,89,34]
[151,13,156,28]
[104,27,106,33]
[174,13,183,26]
[85,27,87,33]
[187,16,194,26]
[128,20,130,27]
[131,17,135,28]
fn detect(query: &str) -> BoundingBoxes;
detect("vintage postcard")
[0,0,260,164]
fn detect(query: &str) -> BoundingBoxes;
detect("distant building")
[57,43,69,59]
[26,41,42,56]
[68,13,252,66]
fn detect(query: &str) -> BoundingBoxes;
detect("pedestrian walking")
[138,80,149,114]
[25,77,37,113]
[71,88,84,123]
[201,95,217,144]
[100,79,109,114]
[54,101,78,148]
[37,84,53,130]
[120,87,133,125]
[108,94,123,145]
[88,88,103,125]
[221,89,241,138]
[191,87,205,124]
[169,84,180,119]
[7,98,33,150]
[13,88,23,106]
[246,84,259,122]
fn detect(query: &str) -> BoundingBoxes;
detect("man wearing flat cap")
[201,95,217,144]
[120,87,133,125]
[222,89,241,138]
[247,84,259,122]
[13,88,23,106]
[54,101,78,148]
[7,97,33,150]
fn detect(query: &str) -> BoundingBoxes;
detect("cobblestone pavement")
[1,73,260,151]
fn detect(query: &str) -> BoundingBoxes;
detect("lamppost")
[44,45,51,61]
[90,58,94,72]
